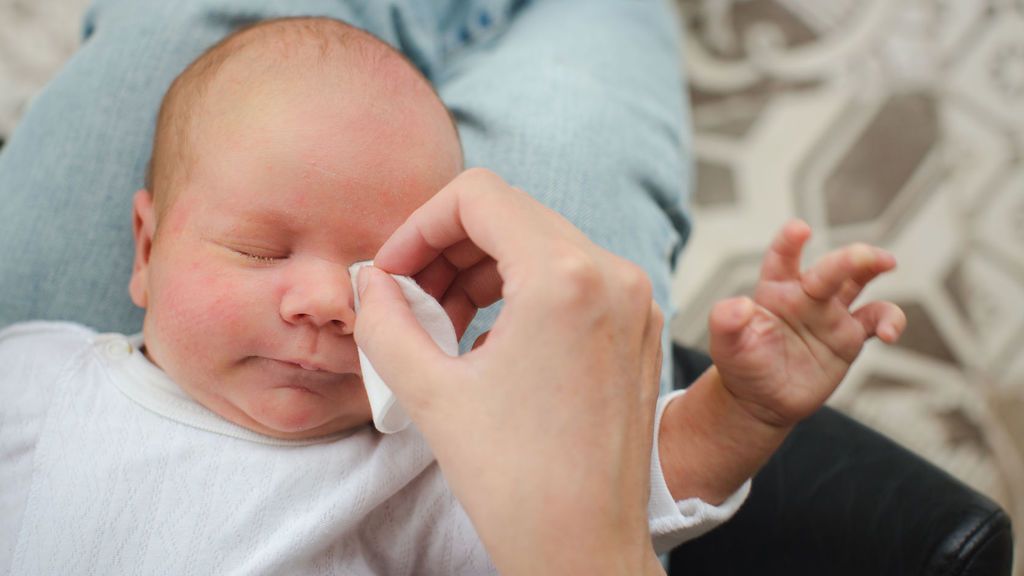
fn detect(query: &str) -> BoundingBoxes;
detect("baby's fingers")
[759,220,812,282]
[801,244,896,304]
[852,301,906,343]
[708,297,758,358]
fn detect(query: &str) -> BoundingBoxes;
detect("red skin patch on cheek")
[194,271,244,321]
[160,261,237,338]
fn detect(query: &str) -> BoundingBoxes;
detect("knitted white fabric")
[0,323,487,575]
[650,390,752,551]
[0,321,749,575]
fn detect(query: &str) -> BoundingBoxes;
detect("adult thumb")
[354,266,450,399]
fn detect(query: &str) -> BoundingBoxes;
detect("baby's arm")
[657,220,906,504]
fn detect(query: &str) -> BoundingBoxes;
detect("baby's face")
[131,71,461,439]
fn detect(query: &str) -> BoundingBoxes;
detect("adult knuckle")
[548,250,603,306]
[649,302,665,332]
[616,260,653,302]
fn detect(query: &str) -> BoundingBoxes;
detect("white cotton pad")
[349,261,458,434]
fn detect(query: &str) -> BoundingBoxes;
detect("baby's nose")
[279,261,356,334]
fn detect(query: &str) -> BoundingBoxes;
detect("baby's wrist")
[658,367,792,504]
[716,376,800,430]
[710,374,796,443]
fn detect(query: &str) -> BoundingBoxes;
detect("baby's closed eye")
[202,235,291,265]
[232,248,287,264]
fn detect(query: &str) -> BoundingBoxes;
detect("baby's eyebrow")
[220,204,299,229]
[202,212,295,240]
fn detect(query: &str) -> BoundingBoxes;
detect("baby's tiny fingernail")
[850,244,875,267]
[736,297,754,319]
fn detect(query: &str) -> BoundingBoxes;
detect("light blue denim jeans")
[0,0,692,394]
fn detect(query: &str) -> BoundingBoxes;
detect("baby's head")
[129,17,463,440]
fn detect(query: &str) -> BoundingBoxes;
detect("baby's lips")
[267,353,360,376]
[293,360,332,372]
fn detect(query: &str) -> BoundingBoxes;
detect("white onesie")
[0,321,749,575]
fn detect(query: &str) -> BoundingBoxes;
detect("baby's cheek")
[158,263,252,343]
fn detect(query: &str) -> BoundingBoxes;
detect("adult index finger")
[373,169,557,278]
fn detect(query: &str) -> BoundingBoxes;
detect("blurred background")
[1,0,1020,571]
[670,3,1022,572]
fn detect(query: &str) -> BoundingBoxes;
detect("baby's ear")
[129,189,157,308]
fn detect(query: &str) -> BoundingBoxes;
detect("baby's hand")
[710,220,906,429]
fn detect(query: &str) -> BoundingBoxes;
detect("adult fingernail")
[358,267,373,295]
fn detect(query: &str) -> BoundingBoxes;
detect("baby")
[0,16,904,575]
[129,17,462,441]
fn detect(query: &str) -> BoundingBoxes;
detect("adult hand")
[354,169,666,576]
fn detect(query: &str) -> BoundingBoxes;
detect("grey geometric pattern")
[0,0,87,139]
[673,2,1023,572]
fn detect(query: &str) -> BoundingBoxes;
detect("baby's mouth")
[252,356,361,380]
[249,352,362,379]
[275,358,334,373]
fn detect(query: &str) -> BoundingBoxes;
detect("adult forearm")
[658,365,792,505]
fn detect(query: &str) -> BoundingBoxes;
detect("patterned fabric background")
[671,1,1023,571]
[0,0,1020,571]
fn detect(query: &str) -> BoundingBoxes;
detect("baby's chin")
[240,381,374,440]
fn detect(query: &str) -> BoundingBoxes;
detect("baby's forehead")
[152,18,462,221]
[186,168,428,262]
[193,21,454,154]
[204,21,420,100]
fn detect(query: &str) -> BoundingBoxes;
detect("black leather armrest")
[667,345,1015,576]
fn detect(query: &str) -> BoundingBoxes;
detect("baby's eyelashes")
[201,235,292,264]
[236,249,286,264]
